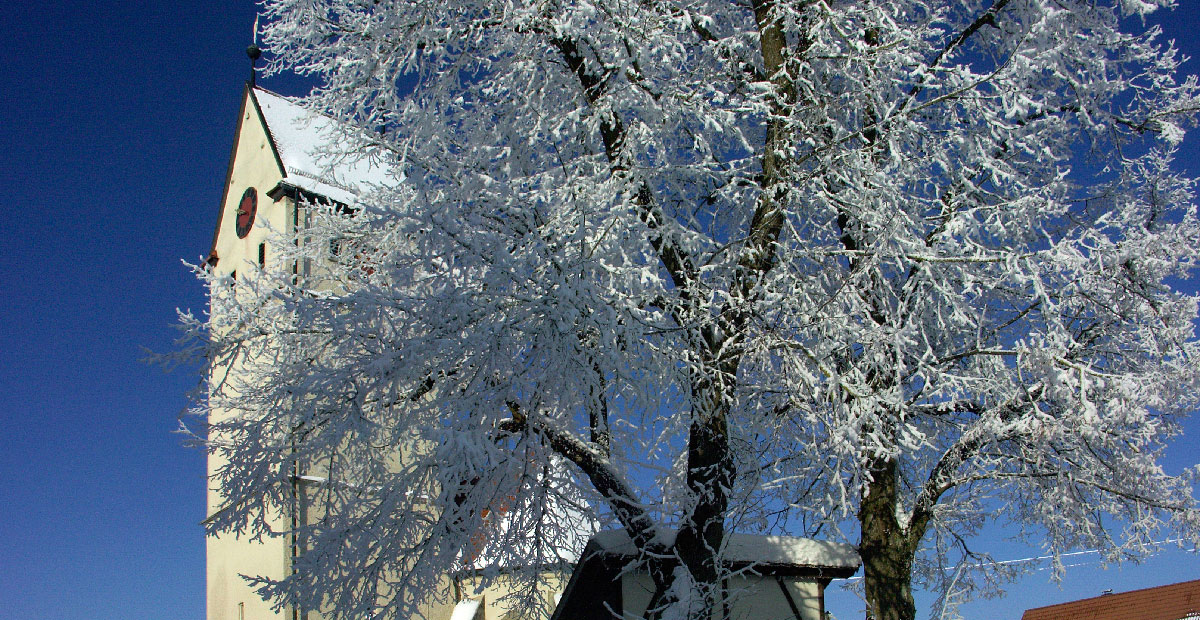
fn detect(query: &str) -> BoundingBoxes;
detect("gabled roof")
[1021,579,1200,620]
[251,87,393,205]
[207,84,395,264]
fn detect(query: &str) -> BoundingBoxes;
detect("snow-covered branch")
[187,1,1200,619]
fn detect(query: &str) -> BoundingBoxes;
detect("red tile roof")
[1021,579,1200,620]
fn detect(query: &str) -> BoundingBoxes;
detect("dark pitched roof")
[1021,579,1200,620]
[549,530,860,620]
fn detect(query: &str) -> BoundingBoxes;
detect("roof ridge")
[251,84,289,99]
[1021,578,1200,620]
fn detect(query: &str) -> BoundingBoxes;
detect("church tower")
[203,81,396,620]
[203,83,310,620]
[203,82,578,620]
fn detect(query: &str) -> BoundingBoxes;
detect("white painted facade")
[205,85,565,620]
[206,84,301,620]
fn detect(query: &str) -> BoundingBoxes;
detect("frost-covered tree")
[186,1,1200,619]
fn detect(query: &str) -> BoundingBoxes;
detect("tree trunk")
[671,367,735,620]
[861,537,916,620]
[859,458,918,620]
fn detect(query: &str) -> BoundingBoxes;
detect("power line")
[840,539,1192,581]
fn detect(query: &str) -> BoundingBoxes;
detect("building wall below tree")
[619,574,824,620]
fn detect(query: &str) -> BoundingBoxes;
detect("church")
[202,81,860,620]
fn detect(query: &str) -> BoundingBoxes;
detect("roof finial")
[247,14,262,87]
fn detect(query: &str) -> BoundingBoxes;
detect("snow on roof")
[449,598,482,620]
[461,499,596,572]
[252,87,394,205]
[459,463,598,572]
[589,529,861,571]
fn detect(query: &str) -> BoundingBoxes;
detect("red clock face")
[236,187,257,238]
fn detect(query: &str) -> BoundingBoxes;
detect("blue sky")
[0,2,1196,620]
